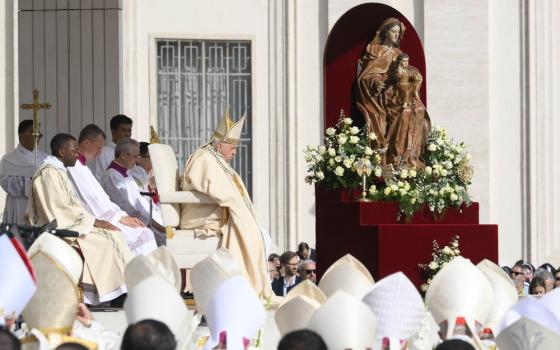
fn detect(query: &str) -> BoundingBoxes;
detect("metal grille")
[156,39,252,194]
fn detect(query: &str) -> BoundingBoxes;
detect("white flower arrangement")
[305,113,473,220]
[418,235,461,293]
[304,110,384,190]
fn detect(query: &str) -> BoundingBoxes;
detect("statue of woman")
[356,18,431,169]
[356,18,405,154]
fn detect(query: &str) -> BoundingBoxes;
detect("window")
[156,39,252,194]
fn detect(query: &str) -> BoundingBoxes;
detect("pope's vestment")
[28,156,133,302]
[0,144,47,224]
[68,156,158,255]
[180,144,271,298]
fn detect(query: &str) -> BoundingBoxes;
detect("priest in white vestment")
[68,125,159,254]
[180,110,273,299]
[28,133,133,304]
[0,120,47,224]
[128,142,152,190]
[100,138,166,246]
[87,114,132,181]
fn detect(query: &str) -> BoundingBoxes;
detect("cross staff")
[20,89,51,165]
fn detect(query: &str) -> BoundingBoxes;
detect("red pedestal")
[315,187,499,289]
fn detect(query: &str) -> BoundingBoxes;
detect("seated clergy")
[87,114,132,181]
[67,125,159,253]
[128,142,153,190]
[27,133,133,303]
[0,120,48,224]
[180,109,272,299]
[100,138,166,246]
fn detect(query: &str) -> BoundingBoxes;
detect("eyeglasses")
[305,269,316,274]
[512,271,524,276]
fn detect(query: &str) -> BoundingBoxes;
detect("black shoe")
[181,291,194,299]
[110,293,127,308]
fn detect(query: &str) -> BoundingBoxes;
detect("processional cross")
[20,89,51,165]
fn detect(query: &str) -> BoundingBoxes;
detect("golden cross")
[20,89,51,164]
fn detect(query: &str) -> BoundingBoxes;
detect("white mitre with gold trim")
[308,290,378,350]
[213,108,246,145]
[283,280,327,305]
[318,254,375,299]
[27,233,83,284]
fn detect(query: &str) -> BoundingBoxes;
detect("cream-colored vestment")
[28,157,132,298]
[180,145,271,298]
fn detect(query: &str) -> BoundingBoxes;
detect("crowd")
[268,242,317,297]
[501,260,560,296]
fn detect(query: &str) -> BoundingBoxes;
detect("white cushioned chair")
[148,144,220,268]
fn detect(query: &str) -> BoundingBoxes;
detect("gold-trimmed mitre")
[213,108,246,145]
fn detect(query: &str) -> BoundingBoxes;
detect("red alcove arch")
[323,3,426,129]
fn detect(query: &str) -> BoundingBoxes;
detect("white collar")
[16,143,34,155]
[43,156,67,172]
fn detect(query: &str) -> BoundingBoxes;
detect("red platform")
[315,187,499,289]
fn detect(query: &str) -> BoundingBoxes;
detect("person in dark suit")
[297,242,316,262]
[272,251,302,296]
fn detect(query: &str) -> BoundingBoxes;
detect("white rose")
[452,241,459,248]
[328,148,336,157]
[440,169,448,176]
[343,117,353,125]
[390,184,398,191]
[369,185,377,194]
[400,169,408,178]
[304,176,313,184]
[409,169,417,177]
[429,261,438,270]
[349,136,360,144]
[375,154,381,163]
[425,166,432,175]
[325,127,336,136]
[450,193,458,201]
[399,189,407,196]
[420,284,428,292]
[306,145,314,152]
[437,139,444,146]
[338,134,348,145]
[397,181,404,187]
[445,161,453,169]
[364,146,374,156]
[343,158,353,168]
[335,156,342,163]
[315,155,323,162]
[349,126,360,135]
[318,146,326,153]
[384,187,392,195]
[316,171,325,180]
[368,132,377,140]
[427,144,437,152]
[374,167,382,177]
[328,159,335,166]
[410,197,417,204]
[334,166,344,176]
[442,246,452,255]
[305,155,313,162]
[404,183,411,191]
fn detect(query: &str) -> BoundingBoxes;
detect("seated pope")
[179,109,272,299]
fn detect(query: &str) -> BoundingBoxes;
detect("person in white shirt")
[100,138,166,246]
[68,124,159,255]
[87,114,132,181]
[0,120,48,224]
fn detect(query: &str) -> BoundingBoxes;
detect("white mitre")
[283,280,327,305]
[362,272,425,350]
[124,274,197,350]
[213,108,246,145]
[27,232,83,284]
[0,234,36,326]
[22,247,94,349]
[540,288,560,322]
[318,254,375,299]
[190,248,242,314]
[425,256,494,341]
[476,259,518,333]
[496,317,560,350]
[495,297,560,336]
[125,246,181,292]
[308,290,378,350]
[204,275,265,350]
[275,295,321,336]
